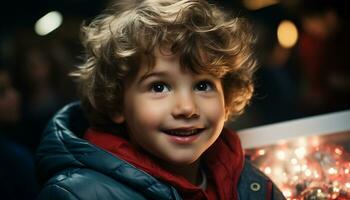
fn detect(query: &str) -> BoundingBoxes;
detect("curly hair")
[73,0,257,129]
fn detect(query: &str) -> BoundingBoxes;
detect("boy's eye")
[150,82,170,93]
[195,81,213,92]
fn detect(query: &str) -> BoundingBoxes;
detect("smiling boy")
[36,0,285,199]
[114,48,226,184]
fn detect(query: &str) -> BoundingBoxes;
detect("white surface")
[237,110,350,149]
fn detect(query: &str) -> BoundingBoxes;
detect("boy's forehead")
[138,48,180,76]
[125,46,221,83]
[142,58,213,79]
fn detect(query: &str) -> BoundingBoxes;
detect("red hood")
[85,128,244,200]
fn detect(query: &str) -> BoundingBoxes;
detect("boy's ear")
[112,113,125,124]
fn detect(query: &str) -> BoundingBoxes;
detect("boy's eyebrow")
[138,71,169,84]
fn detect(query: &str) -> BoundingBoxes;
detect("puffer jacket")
[36,102,286,200]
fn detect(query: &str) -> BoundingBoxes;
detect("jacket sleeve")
[36,168,151,200]
[37,184,80,200]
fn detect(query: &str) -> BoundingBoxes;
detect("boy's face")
[114,49,226,165]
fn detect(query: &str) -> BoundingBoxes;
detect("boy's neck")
[159,159,202,185]
[129,136,202,185]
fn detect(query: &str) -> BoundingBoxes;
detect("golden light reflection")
[295,147,307,159]
[264,167,272,174]
[328,167,338,175]
[335,148,343,155]
[258,149,266,156]
[243,0,279,10]
[291,158,298,165]
[277,20,298,48]
[277,150,286,160]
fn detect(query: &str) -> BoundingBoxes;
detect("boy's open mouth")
[162,128,205,137]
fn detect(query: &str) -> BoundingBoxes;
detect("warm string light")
[246,138,350,200]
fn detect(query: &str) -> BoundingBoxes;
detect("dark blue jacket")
[36,102,286,200]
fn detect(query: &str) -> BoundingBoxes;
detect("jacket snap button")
[250,182,261,192]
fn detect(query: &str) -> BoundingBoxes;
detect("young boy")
[36,0,286,199]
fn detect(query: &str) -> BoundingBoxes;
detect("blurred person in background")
[13,36,77,152]
[0,65,38,200]
[0,68,21,136]
[298,2,350,115]
[229,4,302,129]
[252,41,301,125]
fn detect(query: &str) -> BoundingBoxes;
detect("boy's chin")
[159,153,202,167]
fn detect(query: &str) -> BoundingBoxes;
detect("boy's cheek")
[130,101,168,126]
[199,98,225,117]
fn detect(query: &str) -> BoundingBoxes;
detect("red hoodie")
[85,128,244,200]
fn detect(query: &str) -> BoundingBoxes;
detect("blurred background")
[0,0,349,199]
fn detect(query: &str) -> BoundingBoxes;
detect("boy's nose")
[171,92,199,119]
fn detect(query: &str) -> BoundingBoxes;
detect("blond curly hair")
[74,0,257,129]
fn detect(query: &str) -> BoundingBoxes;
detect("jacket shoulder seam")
[54,120,85,166]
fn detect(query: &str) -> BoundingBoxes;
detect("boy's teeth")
[167,129,199,136]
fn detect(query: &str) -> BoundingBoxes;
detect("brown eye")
[150,82,170,93]
[195,81,213,92]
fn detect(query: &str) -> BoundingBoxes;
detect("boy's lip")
[162,127,205,136]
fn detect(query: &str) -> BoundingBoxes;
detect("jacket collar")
[36,102,180,200]
[85,124,245,200]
